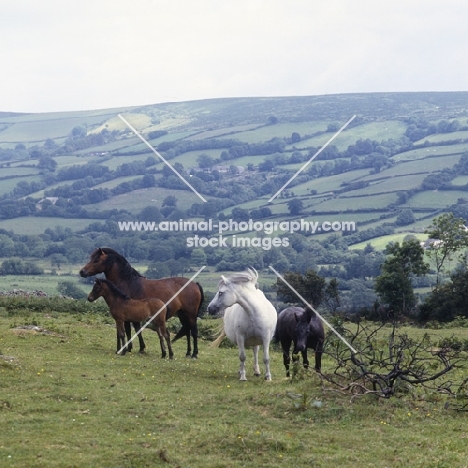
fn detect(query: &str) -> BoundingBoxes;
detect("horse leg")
[190,321,198,359]
[165,328,174,359]
[262,339,272,381]
[237,339,247,381]
[156,327,167,359]
[314,340,323,372]
[116,321,127,356]
[302,349,310,369]
[124,321,133,352]
[252,345,261,377]
[131,321,146,353]
[281,340,292,377]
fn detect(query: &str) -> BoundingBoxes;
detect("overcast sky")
[2,0,468,113]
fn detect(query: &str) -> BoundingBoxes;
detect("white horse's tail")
[210,326,227,348]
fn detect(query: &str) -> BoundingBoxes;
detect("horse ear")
[98,247,104,255]
[304,306,314,321]
[221,275,229,284]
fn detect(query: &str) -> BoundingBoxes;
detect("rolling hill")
[1,91,468,252]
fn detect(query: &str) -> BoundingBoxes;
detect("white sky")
[2,0,468,113]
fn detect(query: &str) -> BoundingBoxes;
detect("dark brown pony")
[80,247,204,358]
[87,278,172,358]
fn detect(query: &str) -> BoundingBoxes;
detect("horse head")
[87,278,104,302]
[207,269,259,316]
[80,247,108,277]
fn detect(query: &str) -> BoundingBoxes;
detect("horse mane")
[97,247,144,281]
[97,278,130,300]
[219,267,258,287]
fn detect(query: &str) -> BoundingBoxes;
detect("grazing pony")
[80,248,204,358]
[274,305,324,376]
[208,268,277,381]
[87,278,172,358]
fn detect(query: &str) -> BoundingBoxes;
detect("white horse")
[207,268,277,381]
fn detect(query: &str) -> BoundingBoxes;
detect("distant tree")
[140,174,155,188]
[162,195,177,207]
[287,198,303,216]
[276,269,326,307]
[146,261,171,279]
[419,266,468,322]
[0,259,43,275]
[57,281,87,299]
[197,154,215,169]
[291,132,301,143]
[138,206,163,222]
[0,234,15,256]
[37,156,57,172]
[395,208,415,226]
[190,248,207,265]
[50,253,67,270]
[375,238,429,317]
[324,278,341,313]
[424,212,468,286]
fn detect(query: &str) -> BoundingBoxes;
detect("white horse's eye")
[218,291,223,297]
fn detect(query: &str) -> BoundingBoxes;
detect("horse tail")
[209,326,226,348]
[273,322,280,343]
[196,282,205,317]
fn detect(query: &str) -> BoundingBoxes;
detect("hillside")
[1,93,468,234]
[1,92,468,309]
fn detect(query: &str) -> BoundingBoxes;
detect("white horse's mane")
[218,268,258,287]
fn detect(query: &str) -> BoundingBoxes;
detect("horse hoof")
[254,373,261,377]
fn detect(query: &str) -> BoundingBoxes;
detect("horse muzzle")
[207,304,220,316]
[79,268,90,277]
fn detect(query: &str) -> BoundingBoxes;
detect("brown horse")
[80,247,204,358]
[88,278,173,358]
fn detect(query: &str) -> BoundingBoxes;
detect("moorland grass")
[1,304,467,468]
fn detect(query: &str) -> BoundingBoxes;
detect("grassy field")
[1,306,467,468]
[0,217,96,235]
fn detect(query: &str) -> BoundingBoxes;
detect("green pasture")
[1,306,467,467]
[289,169,372,196]
[0,109,123,145]
[376,154,462,179]
[0,166,39,177]
[85,187,213,214]
[311,192,398,212]
[0,217,95,235]
[228,121,329,144]
[0,274,88,296]
[297,121,406,152]
[393,143,468,162]
[349,232,428,250]
[415,130,468,144]
[188,123,261,140]
[0,175,43,196]
[408,190,468,209]
[347,174,429,196]
[451,175,468,186]
[165,149,227,169]
[76,136,143,156]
